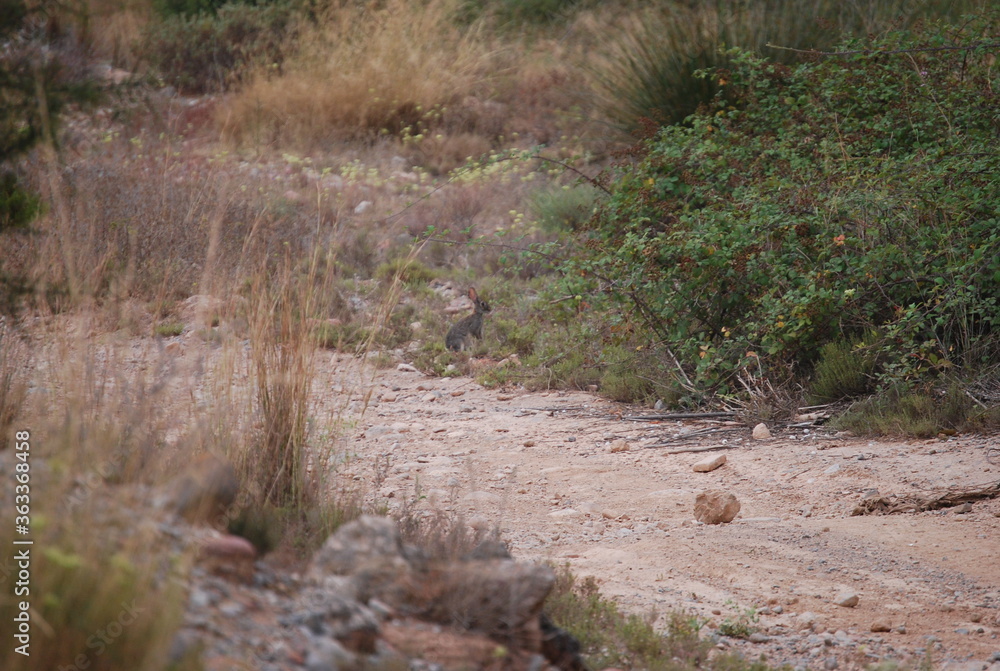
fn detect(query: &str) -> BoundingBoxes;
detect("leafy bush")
[591,0,984,131]
[578,16,1000,396]
[142,1,296,93]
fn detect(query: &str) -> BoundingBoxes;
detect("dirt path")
[323,354,1000,668]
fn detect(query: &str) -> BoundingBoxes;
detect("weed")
[832,383,1000,438]
[809,334,879,402]
[374,258,436,287]
[529,183,600,234]
[717,600,759,639]
[0,521,188,671]
[239,265,315,507]
[314,321,372,352]
[154,321,184,337]
[544,565,728,670]
[0,171,41,231]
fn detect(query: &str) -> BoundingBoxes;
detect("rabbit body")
[446,287,491,351]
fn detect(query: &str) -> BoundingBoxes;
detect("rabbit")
[445,287,491,352]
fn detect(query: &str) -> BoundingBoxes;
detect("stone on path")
[693,454,726,472]
[694,490,741,524]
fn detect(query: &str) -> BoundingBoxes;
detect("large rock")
[309,515,412,602]
[285,591,381,654]
[415,559,555,649]
[694,490,741,524]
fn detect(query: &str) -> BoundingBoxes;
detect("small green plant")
[0,325,28,444]
[544,565,756,670]
[0,527,189,671]
[717,600,759,639]
[809,333,879,402]
[529,184,601,234]
[313,321,371,351]
[490,316,537,357]
[374,258,437,286]
[154,322,185,337]
[0,171,41,232]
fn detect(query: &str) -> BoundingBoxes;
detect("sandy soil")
[322,353,1000,668]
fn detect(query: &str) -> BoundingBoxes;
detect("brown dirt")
[323,354,1000,668]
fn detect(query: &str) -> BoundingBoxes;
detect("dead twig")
[658,444,734,455]
[620,411,737,422]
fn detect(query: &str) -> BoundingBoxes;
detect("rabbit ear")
[468,287,478,300]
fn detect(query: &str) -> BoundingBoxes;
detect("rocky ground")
[14,306,1000,671]
[308,349,1000,670]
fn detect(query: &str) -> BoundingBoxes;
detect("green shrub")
[529,183,601,234]
[593,0,984,131]
[154,322,185,337]
[809,334,878,402]
[0,523,188,671]
[490,316,537,357]
[0,172,41,232]
[598,346,678,405]
[579,16,1000,395]
[143,2,297,93]
[832,383,1000,437]
[374,258,436,286]
[313,321,371,350]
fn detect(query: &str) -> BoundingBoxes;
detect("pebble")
[752,423,771,440]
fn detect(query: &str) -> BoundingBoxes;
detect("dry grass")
[219,0,514,149]
[80,0,154,69]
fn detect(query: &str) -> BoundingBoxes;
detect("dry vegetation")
[1,0,997,668]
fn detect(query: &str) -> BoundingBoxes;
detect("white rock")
[354,200,373,214]
[835,591,860,608]
[693,454,727,472]
[752,423,772,440]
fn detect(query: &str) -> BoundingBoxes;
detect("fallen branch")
[621,411,737,422]
[657,443,734,455]
[852,480,1000,515]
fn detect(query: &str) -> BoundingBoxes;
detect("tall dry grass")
[218,0,515,148]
